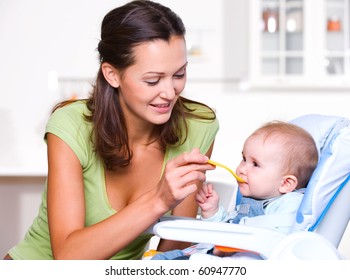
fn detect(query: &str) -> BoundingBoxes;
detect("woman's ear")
[101,62,120,88]
[279,175,298,194]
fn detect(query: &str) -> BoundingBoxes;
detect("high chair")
[152,114,350,259]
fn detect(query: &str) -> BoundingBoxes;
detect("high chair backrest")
[290,114,350,247]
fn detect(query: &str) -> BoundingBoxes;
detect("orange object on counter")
[327,17,341,32]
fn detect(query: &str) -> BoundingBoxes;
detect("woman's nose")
[160,90,175,100]
[159,80,176,100]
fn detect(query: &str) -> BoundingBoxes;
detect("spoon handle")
[207,159,245,183]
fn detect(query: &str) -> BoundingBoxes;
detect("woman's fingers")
[158,149,215,208]
[167,148,208,168]
[164,149,215,184]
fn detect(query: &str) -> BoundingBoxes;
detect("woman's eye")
[174,73,185,79]
[145,79,160,86]
[174,69,186,79]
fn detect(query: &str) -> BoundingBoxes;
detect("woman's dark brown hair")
[54,0,216,170]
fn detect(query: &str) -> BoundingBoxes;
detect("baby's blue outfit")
[151,190,304,260]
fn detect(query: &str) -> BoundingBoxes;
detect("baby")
[152,121,318,260]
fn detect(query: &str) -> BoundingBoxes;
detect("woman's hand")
[156,148,215,212]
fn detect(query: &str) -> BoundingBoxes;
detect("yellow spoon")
[207,159,245,183]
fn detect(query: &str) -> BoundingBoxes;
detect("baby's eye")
[253,161,259,167]
[242,156,246,162]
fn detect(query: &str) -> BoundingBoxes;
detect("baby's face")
[236,134,286,199]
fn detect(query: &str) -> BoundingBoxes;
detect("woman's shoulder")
[165,100,219,157]
[183,100,219,130]
[51,100,89,119]
[46,100,92,136]
[183,100,217,119]
[45,100,94,166]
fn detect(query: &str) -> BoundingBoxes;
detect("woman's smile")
[150,102,172,113]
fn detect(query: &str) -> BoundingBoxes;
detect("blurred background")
[1,0,350,258]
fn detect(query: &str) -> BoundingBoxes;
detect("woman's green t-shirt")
[9,100,219,259]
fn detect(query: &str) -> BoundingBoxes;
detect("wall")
[0,177,45,257]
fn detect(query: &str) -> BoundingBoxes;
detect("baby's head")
[237,121,318,199]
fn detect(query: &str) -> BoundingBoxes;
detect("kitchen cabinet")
[249,0,350,88]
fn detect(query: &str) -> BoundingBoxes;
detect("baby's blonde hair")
[251,121,318,189]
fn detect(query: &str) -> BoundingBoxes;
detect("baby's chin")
[238,185,251,196]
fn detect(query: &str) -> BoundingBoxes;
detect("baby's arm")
[195,183,220,219]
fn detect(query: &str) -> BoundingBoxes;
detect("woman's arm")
[157,141,216,252]
[47,133,213,259]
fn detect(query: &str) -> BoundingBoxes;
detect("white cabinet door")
[249,0,350,89]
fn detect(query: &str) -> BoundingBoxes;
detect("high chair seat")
[152,114,350,260]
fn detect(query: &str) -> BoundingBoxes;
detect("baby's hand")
[195,183,220,219]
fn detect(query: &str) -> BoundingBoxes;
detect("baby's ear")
[279,175,298,194]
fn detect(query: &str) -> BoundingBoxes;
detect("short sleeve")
[187,116,220,155]
[45,101,93,169]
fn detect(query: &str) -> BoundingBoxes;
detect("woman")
[5,0,218,260]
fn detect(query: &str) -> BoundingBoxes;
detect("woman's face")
[117,36,187,127]
[236,134,286,199]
